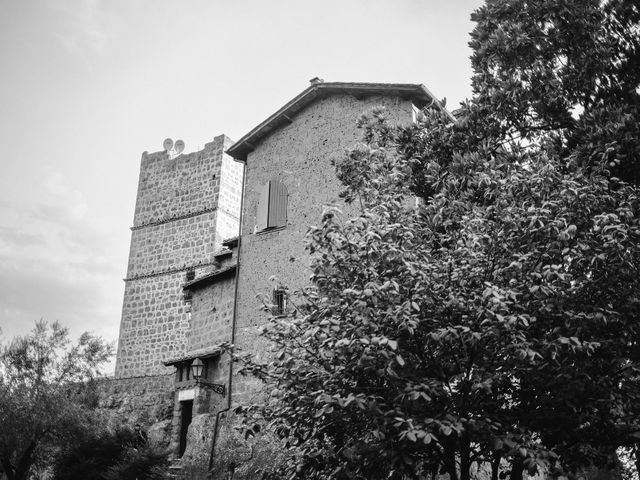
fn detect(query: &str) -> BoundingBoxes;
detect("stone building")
[102,134,243,440]
[111,80,443,467]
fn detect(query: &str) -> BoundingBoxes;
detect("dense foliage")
[53,427,169,480]
[0,321,112,480]
[237,1,640,479]
[467,0,640,185]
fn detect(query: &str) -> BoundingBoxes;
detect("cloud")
[49,0,114,55]
[0,227,44,249]
[0,168,122,372]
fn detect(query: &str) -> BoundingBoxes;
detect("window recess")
[256,179,288,232]
[272,288,287,316]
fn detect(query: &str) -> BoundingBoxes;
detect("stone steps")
[167,458,183,479]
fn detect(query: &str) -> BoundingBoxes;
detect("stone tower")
[115,134,243,378]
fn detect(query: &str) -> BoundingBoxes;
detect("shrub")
[53,426,169,480]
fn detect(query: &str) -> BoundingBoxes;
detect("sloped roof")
[226,81,449,161]
[183,265,236,291]
[163,345,222,366]
[222,236,238,248]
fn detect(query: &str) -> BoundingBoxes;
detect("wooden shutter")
[267,180,288,228]
[256,182,270,231]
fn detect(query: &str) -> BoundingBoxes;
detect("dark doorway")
[179,400,193,457]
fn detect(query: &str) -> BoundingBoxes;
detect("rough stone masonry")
[115,134,242,378]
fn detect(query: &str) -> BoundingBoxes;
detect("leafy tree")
[467,0,640,185]
[240,112,640,479]
[235,1,640,479]
[0,320,113,480]
[618,447,640,480]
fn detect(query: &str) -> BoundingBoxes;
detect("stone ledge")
[131,207,218,231]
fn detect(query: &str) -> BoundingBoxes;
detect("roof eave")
[226,82,449,162]
[183,265,236,291]
[163,346,222,366]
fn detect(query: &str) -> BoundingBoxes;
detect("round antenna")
[174,140,185,155]
[163,138,174,152]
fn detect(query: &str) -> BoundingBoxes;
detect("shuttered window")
[256,179,288,232]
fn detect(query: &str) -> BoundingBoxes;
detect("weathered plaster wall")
[232,93,415,403]
[216,154,244,242]
[115,134,240,378]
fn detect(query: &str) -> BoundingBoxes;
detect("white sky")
[0,0,483,372]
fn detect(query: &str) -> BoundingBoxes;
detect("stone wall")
[167,249,238,458]
[168,372,229,458]
[94,374,175,426]
[126,212,218,278]
[208,412,286,480]
[133,136,229,226]
[115,134,241,378]
[116,272,189,375]
[187,272,235,352]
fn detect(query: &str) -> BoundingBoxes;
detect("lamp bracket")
[195,379,225,395]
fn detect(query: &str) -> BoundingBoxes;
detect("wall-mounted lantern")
[190,358,225,395]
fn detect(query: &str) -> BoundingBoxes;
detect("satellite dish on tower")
[163,138,174,152]
[174,140,185,155]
